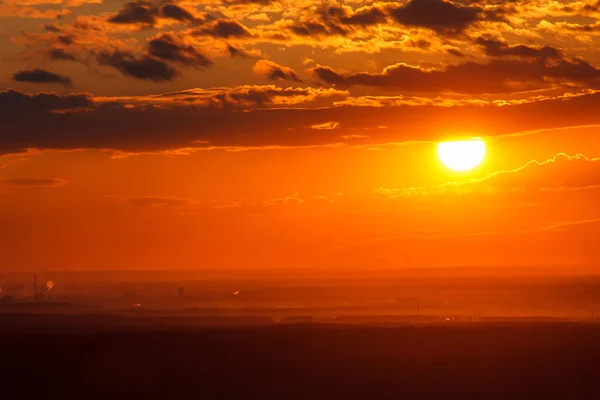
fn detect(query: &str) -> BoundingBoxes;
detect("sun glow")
[437,138,486,171]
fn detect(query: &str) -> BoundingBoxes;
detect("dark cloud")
[171,86,344,108]
[313,51,600,94]
[290,20,346,36]
[195,19,251,38]
[160,3,196,24]
[0,90,92,132]
[556,22,600,33]
[48,48,76,61]
[222,0,272,4]
[43,24,61,32]
[73,18,104,31]
[447,48,465,57]
[7,85,335,109]
[12,69,72,86]
[108,1,157,25]
[253,60,302,82]
[226,44,251,58]
[1,178,65,187]
[311,66,346,85]
[57,34,75,45]
[5,87,600,155]
[0,87,347,153]
[389,0,482,35]
[288,5,387,38]
[338,6,387,26]
[476,37,561,59]
[289,8,348,37]
[96,51,180,81]
[148,33,213,67]
[108,1,200,26]
[285,1,506,38]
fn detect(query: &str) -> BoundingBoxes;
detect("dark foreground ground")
[1,318,600,399]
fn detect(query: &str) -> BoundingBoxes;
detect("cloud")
[246,13,270,22]
[226,44,252,58]
[288,4,387,37]
[0,178,66,187]
[262,196,304,205]
[208,194,306,214]
[56,34,75,45]
[447,48,465,57]
[0,3,71,19]
[312,51,600,94]
[194,19,251,38]
[148,33,213,67]
[310,121,339,130]
[378,153,600,198]
[114,195,193,208]
[252,60,302,82]
[341,134,368,139]
[210,199,243,209]
[107,1,200,27]
[540,218,600,232]
[280,0,508,41]
[0,86,348,153]
[0,89,92,115]
[289,18,348,37]
[47,48,76,61]
[108,1,157,25]
[388,0,484,35]
[43,24,62,33]
[285,4,387,38]
[12,69,72,86]
[144,85,346,108]
[96,50,180,81]
[282,0,502,41]
[340,5,388,26]
[5,88,600,155]
[222,0,273,4]
[476,37,561,59]
[160,3,197,24]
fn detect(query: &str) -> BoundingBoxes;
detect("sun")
[437,138,486,171]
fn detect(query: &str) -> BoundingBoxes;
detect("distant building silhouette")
[178,287,184,297]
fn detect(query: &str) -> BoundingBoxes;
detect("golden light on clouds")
[437,138,486,172]
[3,0,600,270]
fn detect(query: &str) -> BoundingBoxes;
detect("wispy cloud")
[1,178,67,187]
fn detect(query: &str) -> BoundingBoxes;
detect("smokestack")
[33,273,37,302]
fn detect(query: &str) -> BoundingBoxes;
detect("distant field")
[3,270,600,319]
[1,315,599,399]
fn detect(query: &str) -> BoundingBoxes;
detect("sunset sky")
[2,0,600,271]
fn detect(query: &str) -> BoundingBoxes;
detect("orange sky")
[2,0,600,271]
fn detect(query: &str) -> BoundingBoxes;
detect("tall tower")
[33,273,37,302]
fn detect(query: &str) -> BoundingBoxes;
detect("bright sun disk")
[437,138,486,171]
